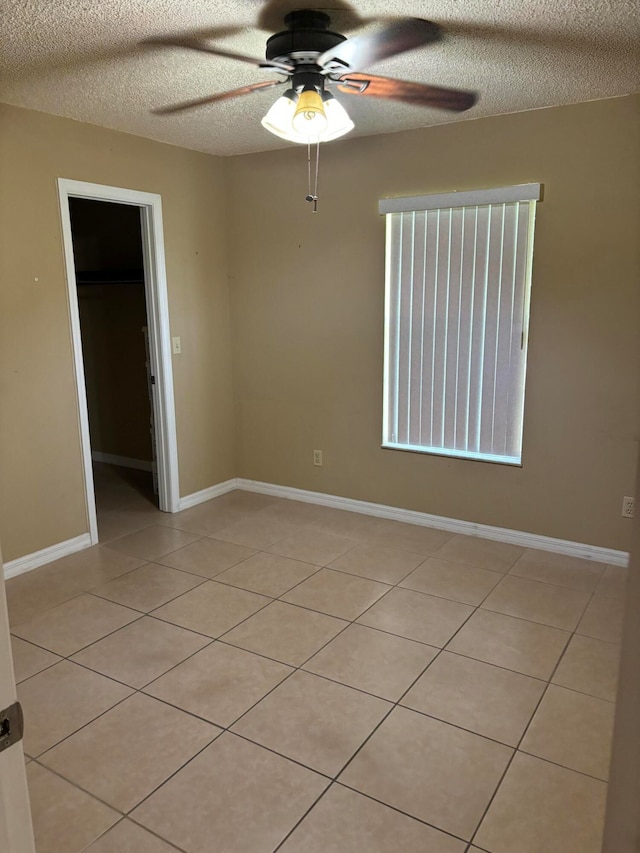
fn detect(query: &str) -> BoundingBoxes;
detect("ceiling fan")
[148,9,478,145]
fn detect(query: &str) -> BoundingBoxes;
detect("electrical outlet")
[313,450,323,467]
[622,496,635,518]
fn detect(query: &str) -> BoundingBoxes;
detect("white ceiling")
[2,0,639,156]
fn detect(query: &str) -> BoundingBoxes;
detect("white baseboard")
[92,451,153,472]
[3,534,92,580]
[236,479,629,567]
[4,479,628,581]
[178,479,238,511]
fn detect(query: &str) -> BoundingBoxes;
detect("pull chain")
[305,140,320,213]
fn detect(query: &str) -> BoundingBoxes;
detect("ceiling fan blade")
[320,18,442,72]
[337,73,477,111]
[153,80,284,115]
[144,38,294,74]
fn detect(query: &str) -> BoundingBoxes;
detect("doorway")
[70,196,157,517]
[58,180,179,544]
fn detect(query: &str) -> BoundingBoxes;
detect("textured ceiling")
[2,0,639,156]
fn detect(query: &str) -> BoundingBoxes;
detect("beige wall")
[0,104,235,562]
[228,95,640,551]
[602,453,640,852]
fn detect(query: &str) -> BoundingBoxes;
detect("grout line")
[78,814,189,853]
[271,780,336,851]
[515,747,611,783]
[467,622,575,847]
[30,756,130,818]
[154,548,263,579]
[31,688,137,762]
[123,816,191,853]
[85,569,211,615]
[333,780,472,847]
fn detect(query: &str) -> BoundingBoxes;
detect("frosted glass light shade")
[321,94,355,141]
[260,92,298,141]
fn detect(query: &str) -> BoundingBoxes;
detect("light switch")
[172,336,182,354]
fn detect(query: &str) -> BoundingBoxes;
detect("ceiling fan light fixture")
[261,89,354,145]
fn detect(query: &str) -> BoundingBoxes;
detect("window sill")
[381,442,522,467]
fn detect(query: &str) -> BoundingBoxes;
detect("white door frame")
[0,541,36,852]
[57,179,180,542]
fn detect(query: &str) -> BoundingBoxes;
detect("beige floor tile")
[552,634,620,701]
[232,670,391,776]
[5,543,141,627]
[358,587,473,647]
[94,475,155,514]
[577,593,626,643]
[105,525,201,560]
[71,616,210,688]
[11,636,60,683]
[215,551,320,597]
[268,528,356,566]
[402,652,545,746]
[366,519,453,555]
[308,508,382,540]
[474,752,607,853]
[12,593,140,656]
[279,783,466,852]
[340,706,512,840]
[84,819,180,852]
[41,693,219,812]
[434,535,524,573]
[18,661,132,756]
[132,733,328,853]
[144,642,292,726]
[6,570,82,626]
[255,499,332,527]
[509,549,605,592]
[213,513,303,549]
[155,536,255,577]
[46,545,146,588]
[328,544,425,584]
[157,503,253,536]
[97,509,161,543]
[400,557,502,605]
[27,763,119,853]
[520,684,615,780]
[223,600,348,665]
[152,580,269,637]
[447,609,570,679]
[91,563,205,612]
[596,564,628,600]
[209,489,280,513]
[281,569,391,620]
[303,623,437,701]
[481,575,591,631]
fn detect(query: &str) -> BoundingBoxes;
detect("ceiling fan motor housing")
[265,9,346,74]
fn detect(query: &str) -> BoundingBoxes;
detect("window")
[380,184,539,465]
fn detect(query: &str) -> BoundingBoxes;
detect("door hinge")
[0,701,24,754]
[150,375,156,385]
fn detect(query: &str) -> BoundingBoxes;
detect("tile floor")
[6,464,626,852]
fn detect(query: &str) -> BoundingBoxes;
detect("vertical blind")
[381,185,539,465]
